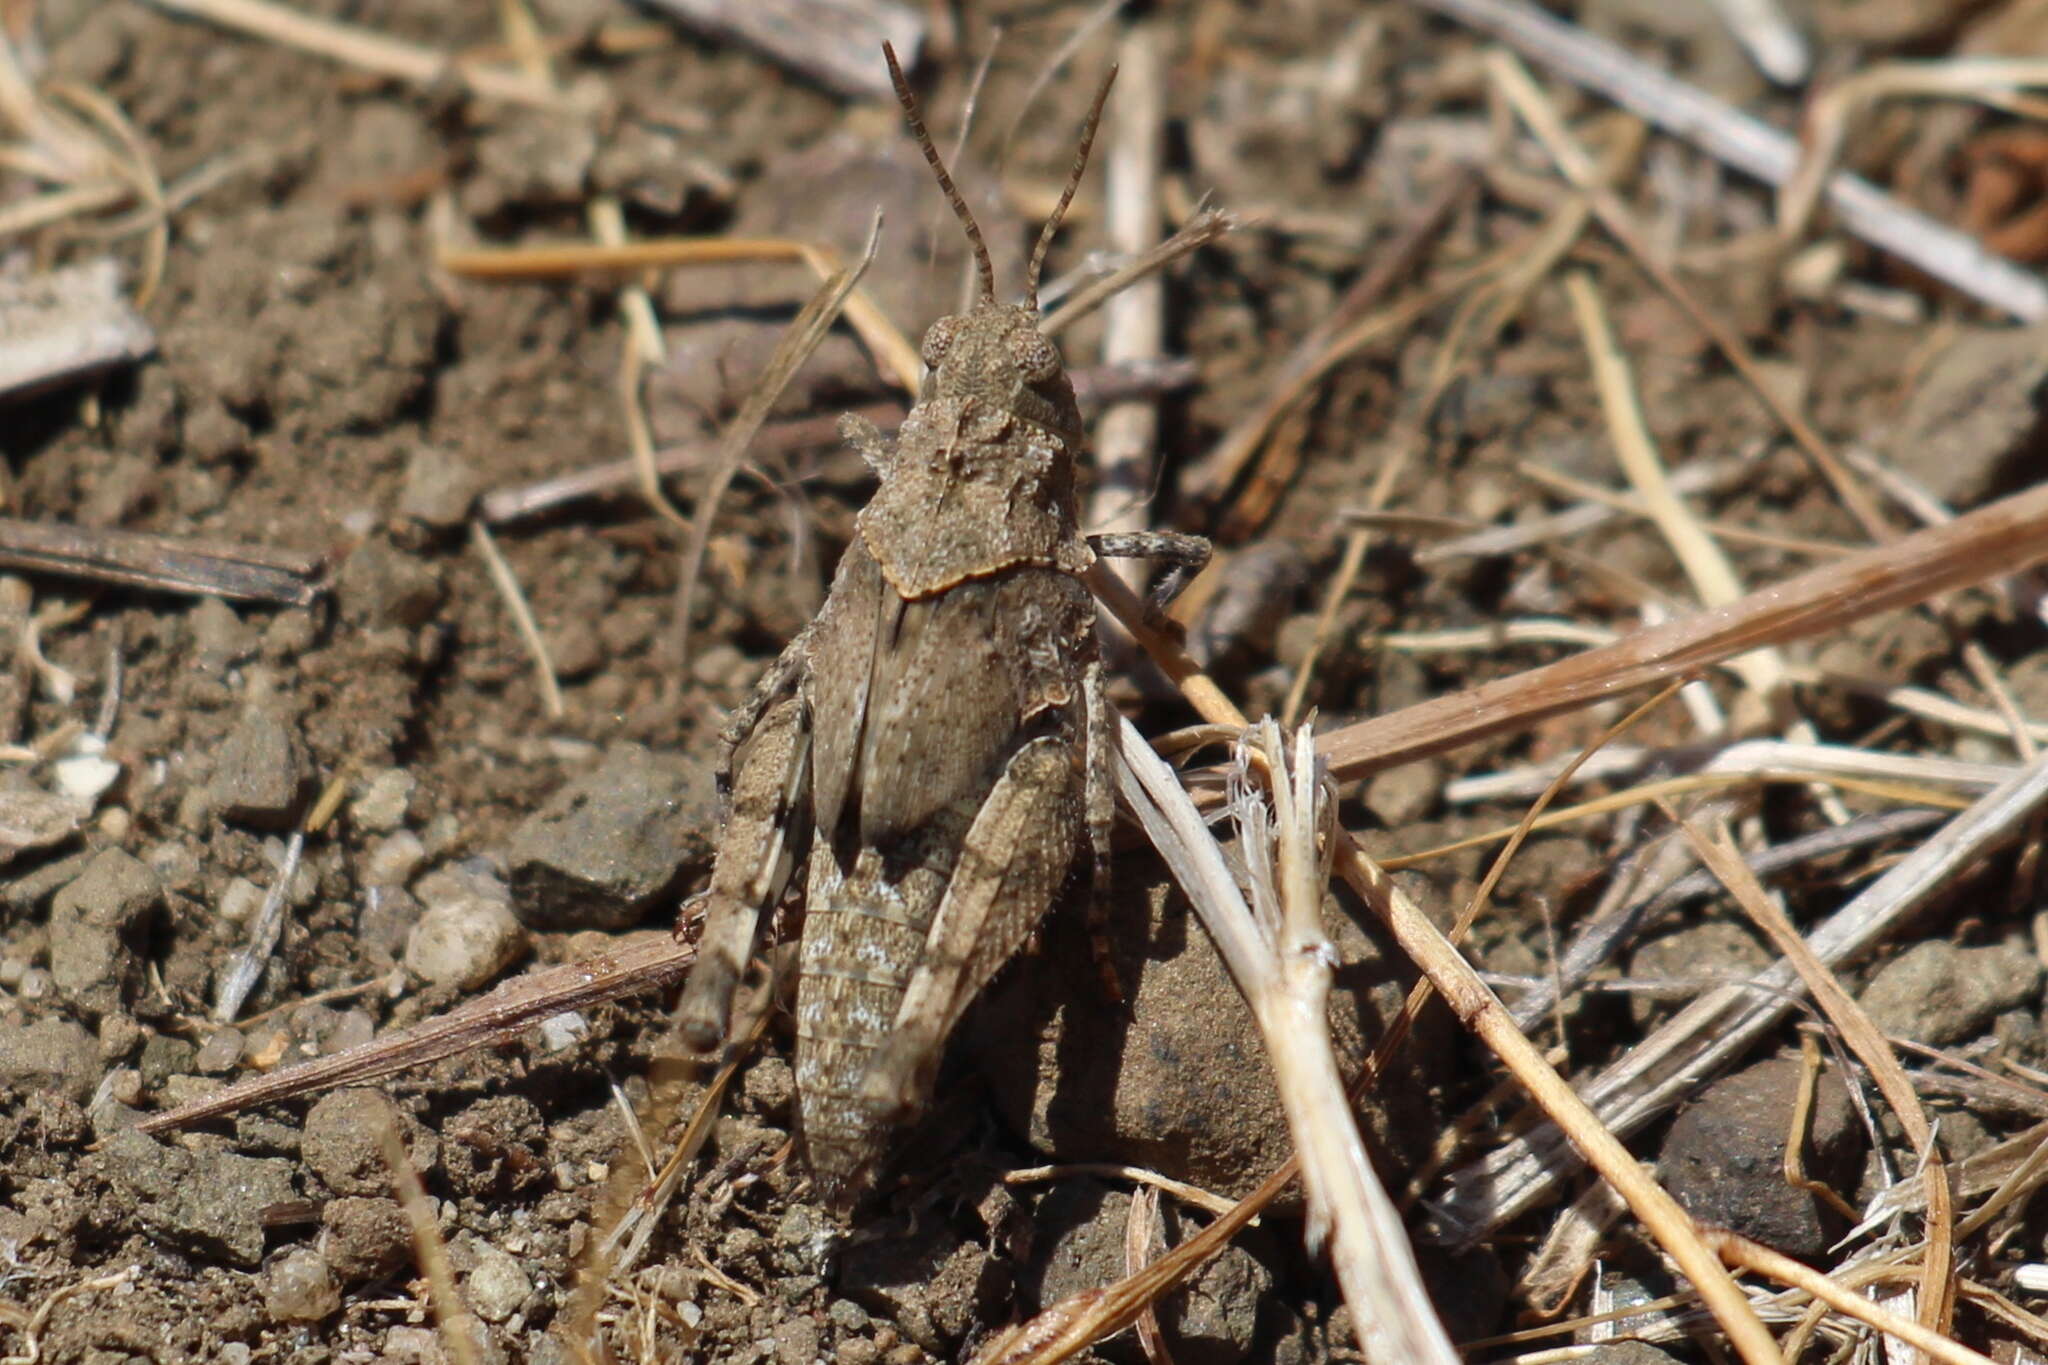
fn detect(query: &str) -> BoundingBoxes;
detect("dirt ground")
[6,1,2048,1362]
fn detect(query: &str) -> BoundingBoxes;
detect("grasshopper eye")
[1007,328,1059,384]
[920,316,961,370]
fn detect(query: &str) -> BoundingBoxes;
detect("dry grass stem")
[138,934,694,1135]
[210,830,305,1024]
[1781,58,2048,244]
[439,236,921,392]
[470,520,566,721]
[1039,206,1236,338]
[1088,23,1165,609]
[1115,716,1457,1363]
[379,1119,486,1365]
[672,215,879,667]
[1485,49,1890,542]
[0,517,321,605]
[1316,479,2048,781]
[1705,0,1808,84]
[1407,0,2048,319]
[1707,1229,1994,1365]
[1416,458,1745,563]
[145,0,582,111]
[1673,810,1957,1339]
[1437,747,2048,1233]
[1002,1165,1243,1220]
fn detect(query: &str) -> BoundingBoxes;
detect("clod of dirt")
[1659,1054,1860,1262]
[98,1128,297,1268]
[403,863,529,990]
[320,1195,413,1284]
[1625,918,1773,1027]
[208,696,311,829]
[0,1015,100,1103]
[47,847,162,1016]
[302,1088,432,1197]
[1887,319,2048,507]
[506,742,717,931]
[264,1245,343,1323]
[441,1094,548,1197]
[336,536,445,630]
[1023,1180,1274,1365]
[1579,1345,1687,1364]
[1856,938,2043,1047]
[969,859,1442,1203]
[838,1212,1004,1359]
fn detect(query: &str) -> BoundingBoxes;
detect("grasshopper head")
[918,301,1082,447]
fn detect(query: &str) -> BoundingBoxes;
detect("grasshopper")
[677,45,1208,1212]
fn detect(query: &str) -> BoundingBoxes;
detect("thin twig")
[1407,0,2048,319]
[470,520,565,721]
[672,215,880,668]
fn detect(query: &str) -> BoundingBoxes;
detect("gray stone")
[188,596,255,673]
[1858,939,2042,1047]
[0,1016,100,1102]
[194,1028,244,1075]
[263,1246,342,1322]
[48,848,162,1015]
[1887,320,2048,508]
[1626,918,1774,1027]
[506,742,717,930]
[1660,1054,1861,1262]
[208,699,309,828]
[404,864,527,990]
[101,1128,297,1267]
[1363,759,1443,828]
[398,445,483,528]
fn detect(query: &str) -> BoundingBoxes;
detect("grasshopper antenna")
[884,42,996,306]
[1024,62,1117,313]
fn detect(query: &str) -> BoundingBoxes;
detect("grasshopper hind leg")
[677,695,812,1054]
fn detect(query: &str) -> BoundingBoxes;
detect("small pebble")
[398,445,483,528]
[364,830,426,887]
[537,1010,588,1052]
[465,1241,531,1323]
[194,1028,244,1075]
[325,1009,375,1054]
[97,1012,143,1061]
[351,768,416,833]
[216,877,264,924]
[404,865,527,990]
[48,848,162,1015]
[208,694,310,829]
[264,1246,342,1322]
